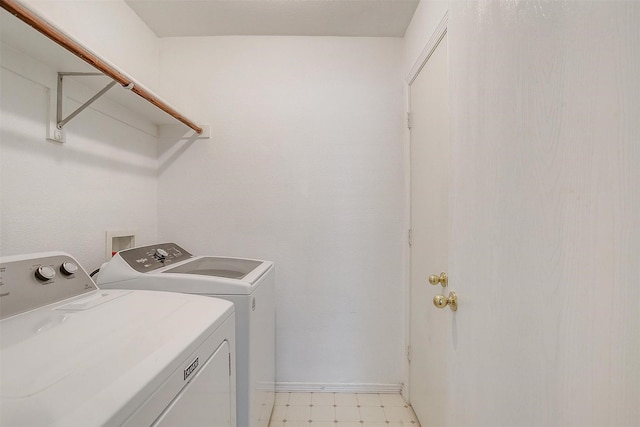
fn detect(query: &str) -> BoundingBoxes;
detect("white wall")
[0,5,159,271]
[157,36,406,388]
[446,1,639,425]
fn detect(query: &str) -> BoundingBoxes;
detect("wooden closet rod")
[1,0,203,134]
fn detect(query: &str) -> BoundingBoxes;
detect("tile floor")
[268,392,421,427]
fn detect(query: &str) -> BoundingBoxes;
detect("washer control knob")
[155,248,168,259]
[35,265,56,281]
[60,261,78,276]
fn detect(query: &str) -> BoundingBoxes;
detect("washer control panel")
[0,253,97,320]
[117,243,193,273]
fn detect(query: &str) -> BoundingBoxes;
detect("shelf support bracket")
[56,72,117,129]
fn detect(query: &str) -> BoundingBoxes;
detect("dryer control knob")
[35,265,56,281]
[60,262,78,276]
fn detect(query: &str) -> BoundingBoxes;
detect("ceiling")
[124,0,420,38]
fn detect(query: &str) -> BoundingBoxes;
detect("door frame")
[403,11,449,402]
[406,12,449,86]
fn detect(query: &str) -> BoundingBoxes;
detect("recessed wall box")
[105,230,136,261]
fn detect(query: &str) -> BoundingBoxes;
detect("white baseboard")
[275,382,403,394]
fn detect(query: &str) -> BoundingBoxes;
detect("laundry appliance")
[0,251,236,426]
[96,243,275,427]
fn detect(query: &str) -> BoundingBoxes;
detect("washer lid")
[149,256,274,295]
[163,257,262,279]
[0,289,234,426]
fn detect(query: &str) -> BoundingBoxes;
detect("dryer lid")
[0,289,233,426]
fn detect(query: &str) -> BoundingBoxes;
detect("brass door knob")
[428,272,448,287]
[433,291,457,311]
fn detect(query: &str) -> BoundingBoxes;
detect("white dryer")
[0,251,236,427]
[96,243,275,427]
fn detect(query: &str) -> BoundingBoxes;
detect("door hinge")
[408,229,413,247]
[407,112,413,130]
[407,345,411,362]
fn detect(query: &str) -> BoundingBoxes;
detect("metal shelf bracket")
[56,72,117,129]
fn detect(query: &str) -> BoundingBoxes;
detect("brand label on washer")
[184,357,199,381]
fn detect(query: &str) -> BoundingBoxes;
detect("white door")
[408,33,452,427]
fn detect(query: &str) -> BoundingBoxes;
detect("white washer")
[0,251,236,427]
[96,243,275,427]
